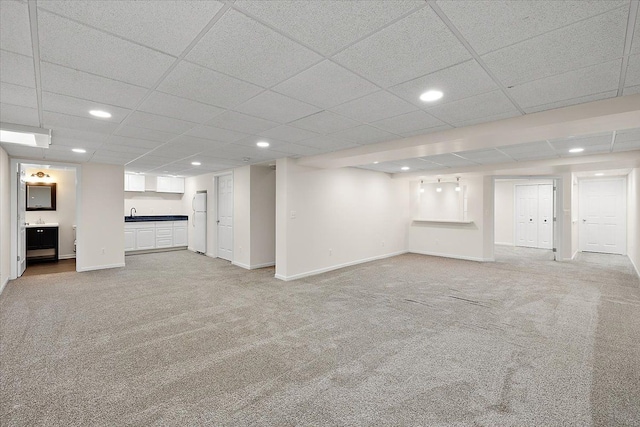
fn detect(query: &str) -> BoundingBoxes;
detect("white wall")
[25,167,76,258]
[276,158,409,280]
[124,192,184,216]
[0,147,11,290]
[76,163,125,272]
[233,165,251,267]
[250,165,276,268]
[409,175,494,262]
[628,168,640,278]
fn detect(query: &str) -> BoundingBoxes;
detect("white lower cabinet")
[125,220,188,252]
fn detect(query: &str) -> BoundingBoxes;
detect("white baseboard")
[409,249,492,262]
[76,262,125,272]
[233,261,275,270]
[630,255,640,279]
[275,251,408,281]
[0,276,9,295]
[125,246,187,256]
[58,254,76,260]
[494,242,514,246]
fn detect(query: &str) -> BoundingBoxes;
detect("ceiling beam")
[297,94,640,169]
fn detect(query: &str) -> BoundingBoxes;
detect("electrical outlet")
[101,248,105,254]
[329,248,332,256]
[381,241,385,247]
[290,210,297,219]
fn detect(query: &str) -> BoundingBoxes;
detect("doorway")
[494,178,558,262]
[216,173,233,261]
[578,177,626,255]
[11,161,79,279]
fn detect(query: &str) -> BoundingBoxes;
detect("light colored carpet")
[1,248,638,426]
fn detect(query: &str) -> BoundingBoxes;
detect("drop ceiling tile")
[437,0,626,55]
[123,111,196,135]
[0,50,36,88]
[330,91,418,123]
[205,111,279,134]
[94,143,149,155]
[370,110,445,134]
[0,0,32,56]
[453,110,522,128]
[40,62,148,109]
[623,85,640,96]
[274,143,323,157]
[426,90,518,125]
[333,7,471,88]
[38,1,223,56]
[151,142,210,158]
[52,127,110,147]
[524,90,618,114]
[158,61,262,109]
[0,144,44,159]
[626,54,640,87]
[211,143,280,163]
[330,125,399,145]
[613,128,640,152]
[400,124,453,138]
[185,125,249,143]
[549,132,612,153]
[509,59,621,109]
[420,153,477,167]
[258,125,319,143]
[455,148,514,164]
[499,140,558,160]
[43,111,119,134]
[42,92,131,123]
[390,60,499,107]
[186,9,321,87]
[114,125,178,143]
[137,92,223,125]
[90,150,139,163]
[355,163,401,174]
[481,7,627,87]
[232,135,289,151]
[236,1,423,55]
[108,135,165,150]
[0,103,39,127]
[0,82,37,108]
[50,135,104,150]
[233,91,320,123]
[288,111,360,134]
[38,10,175,87]
[273,60,378,109]
[296,135,360,152]
[396,158,441,170]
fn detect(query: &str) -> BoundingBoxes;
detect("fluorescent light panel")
[0,125,51,148]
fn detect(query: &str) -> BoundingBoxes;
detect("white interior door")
[579,178,626,254]
[537,184,553,249]
[217,174,233,261]
[516,185,538,247]
[17,165,26,276]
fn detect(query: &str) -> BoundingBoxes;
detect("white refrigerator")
[192,191,207,253]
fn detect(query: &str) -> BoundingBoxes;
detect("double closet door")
[515,184,553,249]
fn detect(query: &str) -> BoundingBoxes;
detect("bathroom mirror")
[26,183,56,211]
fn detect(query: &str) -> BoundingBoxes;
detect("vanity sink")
[25,223,59,228]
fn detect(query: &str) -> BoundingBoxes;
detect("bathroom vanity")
[26,223,59,263]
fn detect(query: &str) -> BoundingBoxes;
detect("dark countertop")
[124,215,188,222]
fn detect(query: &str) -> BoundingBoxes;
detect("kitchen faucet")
[130,207,136,218]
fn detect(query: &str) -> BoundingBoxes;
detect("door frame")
[577,176,627,255]
[10,158,81,279]
[215,172,233,262]
[494,175,563,261]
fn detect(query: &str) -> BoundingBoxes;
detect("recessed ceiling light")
[89,109,112,118]
[569,148,584,153]
[373,161,379,164]
[419,90,443,102]
[401,166,410,171]
[191,161,201,166]
[595,172,604,176]
[256,141,270,148]
[71,148,86,153]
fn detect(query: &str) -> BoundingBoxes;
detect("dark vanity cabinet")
[26,226,59,263]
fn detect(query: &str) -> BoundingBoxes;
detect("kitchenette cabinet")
[124,216,188,253]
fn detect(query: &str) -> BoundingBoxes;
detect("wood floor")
[22,259,76,276]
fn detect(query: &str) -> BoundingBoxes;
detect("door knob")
[582,219,586,223]
[529,218,533,222]
[544,219,547,222]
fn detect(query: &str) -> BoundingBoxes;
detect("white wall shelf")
[413,219,474,224]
